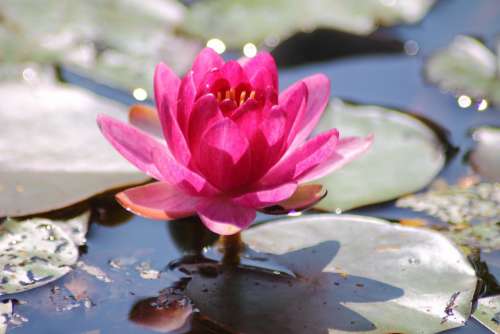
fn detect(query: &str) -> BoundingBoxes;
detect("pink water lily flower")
[97,48,372,235]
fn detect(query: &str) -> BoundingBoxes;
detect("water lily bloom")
[97,48,372,235]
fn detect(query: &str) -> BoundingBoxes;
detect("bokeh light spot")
[206,38,226,54]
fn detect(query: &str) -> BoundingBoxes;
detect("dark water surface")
[7,0,500,333]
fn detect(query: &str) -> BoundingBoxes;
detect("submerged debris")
[129,280,193,333]
[135,262,161,280]
[49,285,95,312]
[76,261,112,283]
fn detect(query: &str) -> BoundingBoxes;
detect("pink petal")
[157,90,192,166]
[260,184,327,215]
[187,94,223,154]
[154,63,180,116]
[279,81,308,143]
[233,182,297,208]
[116,181,200,220]
[97,114,165,180]
[152,148,218,196]
[197,199,256,235]
[247,68,275,93]
[299,135,374,182]
[281,74,330,151]
[246,107,287,179]
[129,105,162,138]
[197,118,252,192]
[220,60,248,88]
[260,129,339,186]
[192,48,225,86]
[176,71,197,135]
[241,52,278,89]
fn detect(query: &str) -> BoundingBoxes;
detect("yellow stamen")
[217,91,222,102]
[249,91,256,100]
[239,91,247,105]
[230,88,236,101]
[225,90,230,100]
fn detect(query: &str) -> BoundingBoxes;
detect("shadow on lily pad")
[185,240,404,333]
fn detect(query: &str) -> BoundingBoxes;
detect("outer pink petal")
[116,181,200,220]
[197,200,256,235]
[260,129,339,186]
[233,182,298,208]
[154,63,180,117]
[157,91,192,166]
[260,184,327,215]
[241,52,278,89]
[129,105,162,138]
[192,48,225,86]
[97,114,165,180]
[187,94,223,153]
[197,118,252,192]
[279,81,308,142]
[299,135,374,182]
[281,74,330,151]
[152,148,218,196]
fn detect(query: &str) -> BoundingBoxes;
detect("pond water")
[5,0,500,333]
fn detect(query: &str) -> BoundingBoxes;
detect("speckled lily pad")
[0,81,149,217]
[180,0,435,48]
[472,296,500,333]
[0,211,90,295]
[425,35,500,106]
[397,182,500,224]
[314,99,446,212]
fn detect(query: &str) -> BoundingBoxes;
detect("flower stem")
[220,232,243,266]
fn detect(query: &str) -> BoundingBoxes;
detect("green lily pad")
[472,296,500,333]
[425,35,500,106]
[0,81,149,217]
[186,214,477,333]
[397,182,500,225]
[314,99,446,212]
[0,211,90,295]
[0,0,201,92]
[469,127,500,182]
[180,0,435,48]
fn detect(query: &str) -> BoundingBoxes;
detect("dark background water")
[6,0,500,333]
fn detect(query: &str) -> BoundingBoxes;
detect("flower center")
[215,88,256,107]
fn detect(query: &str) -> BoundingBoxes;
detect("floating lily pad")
[0,81,149,217]
[0,0,201,92]
[314,99,446,212]
[180,0,435,48]
[425,35,500,106]
[397,181,500,224]
[185,214,477,333]
[469,127,500,181]
[472,296,500,333]
[0,211,90,295]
